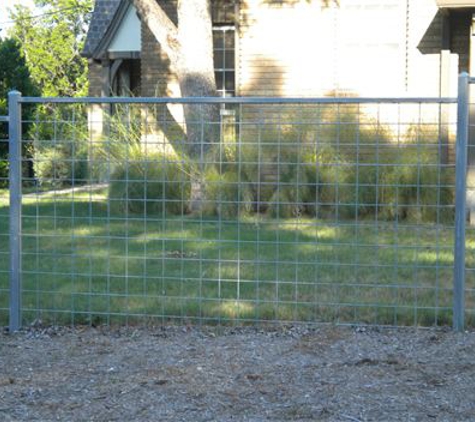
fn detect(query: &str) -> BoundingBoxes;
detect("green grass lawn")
[0,187,468,327]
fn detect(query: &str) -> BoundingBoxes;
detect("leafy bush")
[32,105,89,187]
[33,143,88,187]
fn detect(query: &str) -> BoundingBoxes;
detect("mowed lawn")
[0,187,469,327]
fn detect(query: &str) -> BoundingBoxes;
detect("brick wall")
[238,0,455,97]
[88,60,104,97]
[140,0,179,97]
[89,0,469,99]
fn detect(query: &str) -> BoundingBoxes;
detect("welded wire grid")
[465,108,475,327]
[8,98,458,327]
[0,118,8,319]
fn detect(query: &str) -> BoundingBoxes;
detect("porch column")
[440,10,451,165]
[87,59,111,182]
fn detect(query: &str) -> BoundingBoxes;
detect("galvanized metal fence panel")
[0,111,9,325]
[3,94,464,328]
[462,74,475,329]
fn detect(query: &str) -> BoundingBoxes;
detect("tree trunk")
[131,0,220,210]
[176,0,219,156]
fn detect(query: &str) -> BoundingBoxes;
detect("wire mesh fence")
[0,117,9,320]
[2,95,463,328]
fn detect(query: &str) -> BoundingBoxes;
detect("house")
[82,0,475,217]
[83,0,475,100]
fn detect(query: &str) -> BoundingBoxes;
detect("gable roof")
[82,0,122,58]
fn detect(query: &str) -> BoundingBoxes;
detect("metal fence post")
[453,73,469,332]
[9,90,22,332]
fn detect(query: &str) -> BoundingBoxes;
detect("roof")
[82,0,122,58]
[436,0,475,7]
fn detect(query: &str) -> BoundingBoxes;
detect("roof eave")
[91,0,132,60]
[437,0,475,8]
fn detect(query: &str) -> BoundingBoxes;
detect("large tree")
[131,0,219,208]
[131,0,219,154]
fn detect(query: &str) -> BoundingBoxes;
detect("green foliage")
[109,151,191,216]
[234,105,453,223]
[0,38,39,106]
[9,0,92,97]
[5,0,92,187]
[99,107,192,215]
[202,166,253,218]
[33,137,89,187]
[378,127,454,223]
[266,149,317,219]
[31,104,90,187]
[0,37,39,186]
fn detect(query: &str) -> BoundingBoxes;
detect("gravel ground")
[1,324,475,422]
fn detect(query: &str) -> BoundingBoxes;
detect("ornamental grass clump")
[202,165,254,218]
[98,106,192,216]
[108,151,191,216]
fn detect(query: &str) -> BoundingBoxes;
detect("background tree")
[0,37,39,186]
[9,0,92,97]
[7,0,93,186]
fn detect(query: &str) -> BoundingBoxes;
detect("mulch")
[1,324,474,421]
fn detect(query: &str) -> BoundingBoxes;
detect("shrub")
[33,142,88,187]
[109,151,191,216]
[378,148,454,223]
[32,105,89,187]
[267,149,317,218]
[202,166,253,218]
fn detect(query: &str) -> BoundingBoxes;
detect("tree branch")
[131,0,180,64]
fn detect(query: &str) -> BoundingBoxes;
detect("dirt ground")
[1,324,474,422]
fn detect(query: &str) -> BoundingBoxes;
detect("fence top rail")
[0,116,8,122]
[17,96,458,105]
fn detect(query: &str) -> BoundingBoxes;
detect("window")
[213,25,235,97]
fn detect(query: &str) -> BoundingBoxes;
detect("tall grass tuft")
[108,151,191,215]
[97,105,192,216]
[202,166,254,218]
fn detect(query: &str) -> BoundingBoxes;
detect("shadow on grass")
[0,196,458,327]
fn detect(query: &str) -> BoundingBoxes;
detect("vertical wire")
[34,108,41,321]
[235,103,246,319]
[52,104,59,323]
[435,102,443,324]
[275,104,281,320]
[160,104,166,323]
[334,102,341,322]
[354,103,361,324]
[70,105,76,325]
[294,104,301,322]
[314,103,321,321]
[374,102,382,324]
[124,103,130,325]
[105,102,112,325]
[393,102,402,325]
